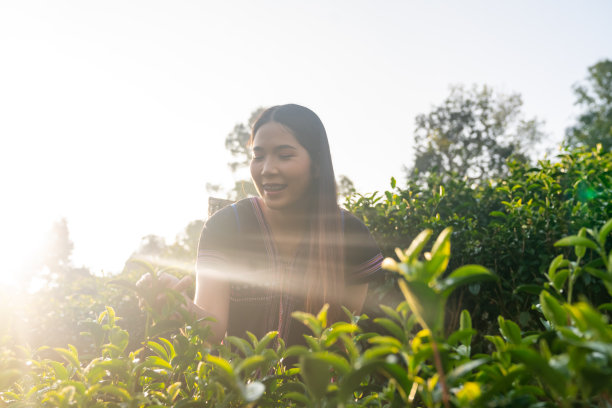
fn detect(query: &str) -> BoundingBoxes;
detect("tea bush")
[346,146,612,336]
[2,219,611,407]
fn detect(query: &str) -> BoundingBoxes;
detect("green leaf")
[598,303,612,312]
[281,392,311,404]
[379,304,402,323]
[430,227,452,257]
[514,284,544,295]
[149,319,183,338]
[48,361,69,381]
[497,316,522,345]
[446,358,490,385]
[245,331,259,348]
[323,323,359,347]
[554,235,598,250]
[167,382,182,402]
[540,291,567,327]
[489,211,506,217]
[565,302,609,336]
[447,329,476,347]
[338,362,382,402]
[300,355,332,399]
[368,336,403,349]
[584,267,612,283]
[404,229,433,262]
[292,311,323,337]
[598,218,612,245]
[316,304,329,329]
[158,337,176,361]
[309,351,351,375]
[206,355,234,377]
[146,356,173,371]
[226,336,253,357]
[390,176,397,189]
[284,345,310,358]
[373,318,406,343]
[362,345,400,362]
[398,280,444,333]
[235,355,266,376]
[54,346,81,369]
[547,254,565,278]
[254,331,278,354]
[460,309,472,331]
[509,348,566,394]
[146,341,169,361]
[552,269,570,292]
[381,362,413,401]
[438,265,497,297]
[87,384,132,401]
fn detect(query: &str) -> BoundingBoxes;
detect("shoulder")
[206,198,253,229]
[341,209,377,248]
[342,209,371,234]
[342,208,383,284]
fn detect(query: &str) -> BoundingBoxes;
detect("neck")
[258,198,311,236]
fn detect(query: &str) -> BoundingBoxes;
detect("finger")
[136,272,153,288]
[158,272,180,287]
[173,275,194,293]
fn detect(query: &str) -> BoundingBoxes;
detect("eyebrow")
[252,145,298,152]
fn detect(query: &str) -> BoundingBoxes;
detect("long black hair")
[250,104,344,315]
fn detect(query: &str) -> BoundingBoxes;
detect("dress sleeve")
[343,210,384,285]
[196,205,238,277]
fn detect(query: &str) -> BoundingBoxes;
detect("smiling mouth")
[263,183,287,192]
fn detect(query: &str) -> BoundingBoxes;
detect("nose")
[261,157,279,176]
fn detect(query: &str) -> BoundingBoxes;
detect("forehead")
[252,122,301,149]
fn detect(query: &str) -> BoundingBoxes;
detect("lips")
[263,183,287,192]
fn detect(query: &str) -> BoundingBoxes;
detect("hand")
[136,272,195,315]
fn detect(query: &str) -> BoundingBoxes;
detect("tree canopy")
[565,59,612,151]
[408,85,545,183]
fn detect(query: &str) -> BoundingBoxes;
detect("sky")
[1,0,611,282]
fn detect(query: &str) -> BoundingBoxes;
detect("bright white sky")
[1,1,611,282]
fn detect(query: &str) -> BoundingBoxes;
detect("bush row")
[2,219,611,407]
[346,146,611,336]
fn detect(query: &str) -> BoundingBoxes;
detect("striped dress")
[196,197,383,346]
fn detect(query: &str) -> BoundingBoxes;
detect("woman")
[142,104,382,346]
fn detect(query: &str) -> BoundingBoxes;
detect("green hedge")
[346,146,611,336]
[2,221,611,407]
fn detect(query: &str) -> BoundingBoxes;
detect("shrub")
[2,220,611,407]
[346,146,612,336]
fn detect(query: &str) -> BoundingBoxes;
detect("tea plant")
[1,220,611,407]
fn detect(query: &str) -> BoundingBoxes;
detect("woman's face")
[250,121,314,213]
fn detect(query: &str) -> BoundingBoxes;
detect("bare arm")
[136,271,229,344]
[192,269,229,343]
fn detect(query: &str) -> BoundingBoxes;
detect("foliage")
[2,223,612,407]
[565,59,612,151]
[132,220,204,267]
[408,85,545,183]
[347,146,612,336]
[225,107,266,173]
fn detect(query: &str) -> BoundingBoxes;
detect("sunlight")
[0,215,46,287]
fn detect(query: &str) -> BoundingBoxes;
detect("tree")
[565,59,612,151]
[337,174,356,199]
[408,85,545,183]
[225,107,267,172]
[221,107,266,200]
